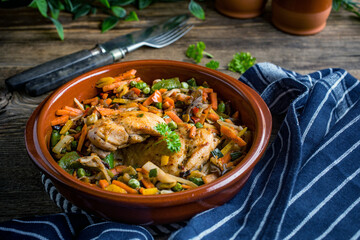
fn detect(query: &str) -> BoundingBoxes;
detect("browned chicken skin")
[87,111,165,151]
[119,124,220,176]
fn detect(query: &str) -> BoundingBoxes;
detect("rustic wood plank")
[0,1,359,235]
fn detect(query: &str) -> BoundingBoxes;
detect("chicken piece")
[119,124,220,176]
[78,154,111,182]
[87,111,165,151]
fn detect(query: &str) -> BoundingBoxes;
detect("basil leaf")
[73,4,91,19]
[100,0,111,8]
[138,0,152,9]
[49,17,64,40]
[125,11,139,21]
[101,16,119,32]
[32,0,48,17]
[111,6,126,18]
[188,0,205,20]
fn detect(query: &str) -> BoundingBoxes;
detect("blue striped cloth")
[1,62,359,239]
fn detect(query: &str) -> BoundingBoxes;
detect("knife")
[5,14,190,95]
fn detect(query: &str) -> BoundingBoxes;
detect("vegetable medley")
[50,69,251,195]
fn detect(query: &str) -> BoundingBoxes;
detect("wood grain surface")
[0,0,359,236]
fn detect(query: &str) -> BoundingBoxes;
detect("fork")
[110,24,194,60]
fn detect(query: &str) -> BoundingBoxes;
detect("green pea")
[77,168,86,178]
[218,101,226,113]
[143,86,151,94]
[168,121,178,130]
[155,102,162,109]
[130,80,137,87]
[181,82,189,89]
[50,130,61,148]
[136,82,147,90]
[75,125,82,132]
[172,182,183,192]
[195,122,203,128]
[128,178,140,189]
[189,177,204,186]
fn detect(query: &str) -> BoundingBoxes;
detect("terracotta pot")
[271,0,332,35]
[25,60,272,224]
[215,0,268,19]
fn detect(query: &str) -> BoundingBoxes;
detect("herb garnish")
[228,52,256,74]
[186,41,214,63]
[154,123,181,153]
[205,60,220,70]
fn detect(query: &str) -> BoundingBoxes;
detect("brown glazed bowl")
[215,0,268,19]
[25,60,272,225]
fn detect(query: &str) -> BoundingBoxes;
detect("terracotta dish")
[25,60,272,224]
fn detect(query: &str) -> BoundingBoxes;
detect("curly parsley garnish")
[228,52,256,74]
[154,123,181,153]
[186,41,214,63]
[206,60,220,70]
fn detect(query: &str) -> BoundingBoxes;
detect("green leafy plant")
[154,123,181,153]
[228,52,256,74]
[205,60,219,70]
[333,0,360,18]
[26,0,206,40]
[186,41,213,63]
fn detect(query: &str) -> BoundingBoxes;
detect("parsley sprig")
[228,52,256,74]
[154,123,181,153]
[186,41,214,63]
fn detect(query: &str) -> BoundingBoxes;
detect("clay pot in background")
[271,0,333,35]
[215,0,268,19]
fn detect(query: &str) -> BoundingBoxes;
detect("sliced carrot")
[141,178,155,189]
[163,97,175,108]
[164,117,172,124]
[105,98,112,106]
[64,106,83,115]
[130,87,141,96]
[143,90,162,107]
[112,180,138,194]
[189,125,196,138]
[220,125,246,147]
[97,107,116,116]
[202,88,213,93]
[199,106,211,125]
[82,97,98,105]
[99,179,109,189]
[102,93,108,99]
[209,92,218,110]
[51,115,69,126]
[77,124,88,152]
[181,184,193,189]
[103,78,140,92]
[202,92,208,102]
[219,153,231,164]
[232,111,239,119]
[136,168,149,175]
[165,111,183,124]
[159,88,168,94]
[225,119,234,124]
[55,109,71,116]
[138,103,149,112]
[207,113,220,121]
[114,69,136,82]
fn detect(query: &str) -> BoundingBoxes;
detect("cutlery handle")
[25,53,114,96]
[5,49,100,90]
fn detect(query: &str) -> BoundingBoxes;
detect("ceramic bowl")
[25,60,272,225]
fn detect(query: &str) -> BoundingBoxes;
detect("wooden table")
[0,0,359,235]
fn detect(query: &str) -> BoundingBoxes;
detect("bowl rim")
[26,59,272,207]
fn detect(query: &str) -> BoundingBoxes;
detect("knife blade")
[5,14,190,92]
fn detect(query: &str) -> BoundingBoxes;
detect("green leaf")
[111,6,126,18]
[33,0,48,17]
[205,60,219,70]
[101,16,119,32]
[154,123,181,153]
[125,11,139,21]
[186,41,206,63]
[100,0,111,8]
[48,0,60,19]
[188,0,205,20]
[138,0,153,9]
[228,52,256,74]
[110,0,135,6]
[64,0,73,12]
[73,4,91,19]
[49,17,64,40]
